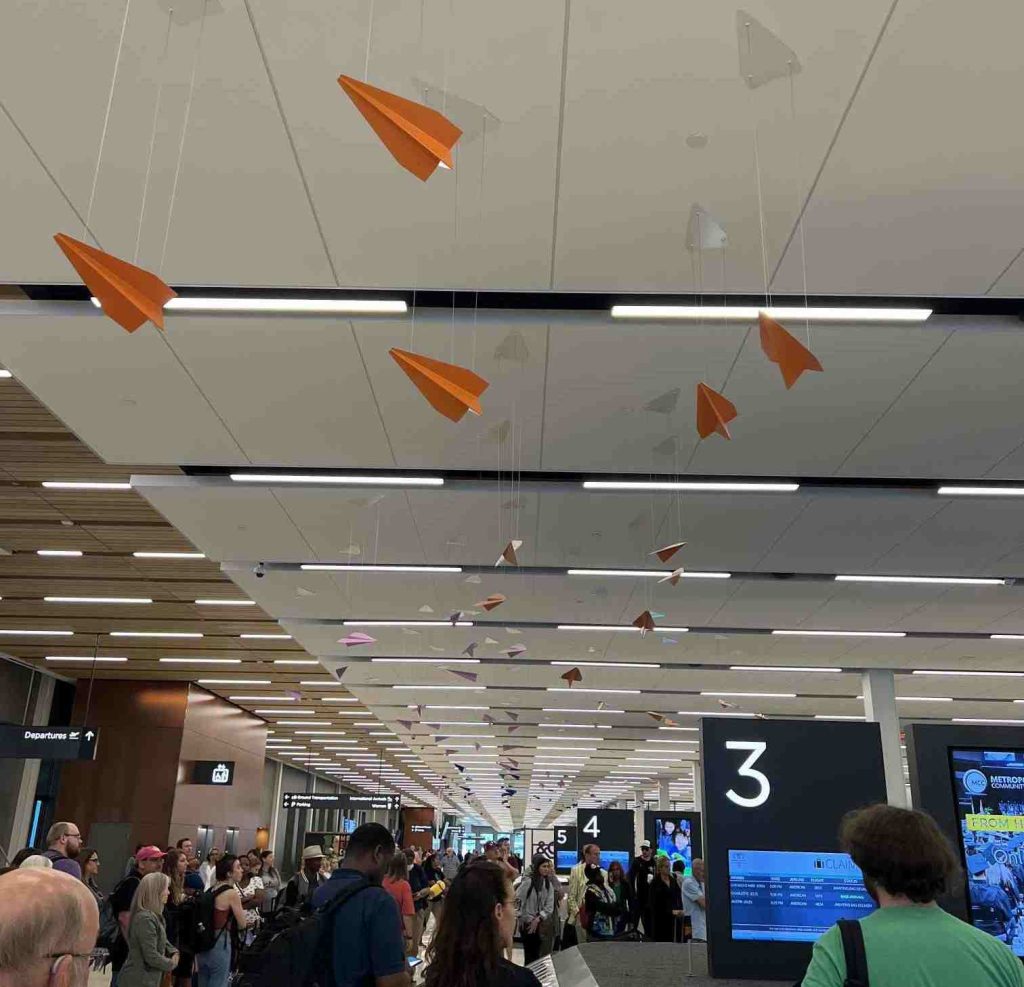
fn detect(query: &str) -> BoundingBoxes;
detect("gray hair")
[130,872,169,925]
[45,821,75,846]
[0,870,93,980]
[18,855,53,870]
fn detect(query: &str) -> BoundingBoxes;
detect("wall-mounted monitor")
[644,811,702,870]
[948,747,1024,955]
[728,849,875,943]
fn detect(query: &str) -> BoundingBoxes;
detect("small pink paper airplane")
[659,568,685,586]
[651,541,686,563]
[496,540,523,566]
[477,593,506,611]
[340,632,376,647]
[633,610,656,636]
[503,644,527,658]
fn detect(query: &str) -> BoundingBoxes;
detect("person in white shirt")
[681,858,707,942]
[199,848,222,890]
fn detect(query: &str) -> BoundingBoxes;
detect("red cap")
[135,846,166,862]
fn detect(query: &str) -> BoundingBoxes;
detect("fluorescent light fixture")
[814,715,865,721]
[542,707,625,714]
[295,730,346,736]
[837,574,1006,586]
[198,678,272,685]
[954,717,1024,725]
[939,486,1024,497]
[92,295,407,314]
[895,696,953,702]
[610,305,931,322]
[42,481,131,490]
[0,629,73,636]
[111,631,204,639]
[645,748,698,754]
[194,599,255,606]
[45,596,152,604]
[547,688,642,696]
[991,635,1024,641]
[328,711,374,716]
[344,620,472,628]
[0,370,11,379]
[229,695,295,702]
[45,656,126,663]
[230,473,442,487]
[37,550,83,557]
[771,629,906,638]
[322,697,360,703]
[394,685,484,691]
[372,657,480,664]
[302,564,462,573]
[701,691,797,698]
[241,633,292,640]
[425,705,490,711]
[556,625,688,633]
[567,569,731,579]
[132,551,206,559]
[646,738,699,744]
[550,660,660,669]
[912,669,1024,678]
[160,657,241,665]
[274,659,318,665]
[729,665,842,673]
[676,710,755,718]
[269,717,318,723]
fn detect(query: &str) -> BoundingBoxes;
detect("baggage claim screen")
[728,849,876,942]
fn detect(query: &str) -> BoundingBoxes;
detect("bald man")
[0,868,98,987]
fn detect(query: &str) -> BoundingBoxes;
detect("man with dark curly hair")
[802,804,1024,987]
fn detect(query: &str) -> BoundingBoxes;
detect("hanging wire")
[789,61,811,344]
[85,0,133,240]
[134,8,175,264]
[363,0,376,82]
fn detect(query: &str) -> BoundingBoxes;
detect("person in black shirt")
[424,860,542,987]
[109,845,166,987]
[627,840,656,934]
[647,855,684,943]
[405,848,431,951]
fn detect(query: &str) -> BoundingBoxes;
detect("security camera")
[254,562,265,578]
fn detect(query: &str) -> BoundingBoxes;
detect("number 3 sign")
[725,740,771,808]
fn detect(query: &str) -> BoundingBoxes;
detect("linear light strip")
[582,481,798,493]
[0,629,74,636]
[111,631,204,638]
[90,295,407,314]
[938,487,1024,497]
[771,629,906,638]
[37,550,83,557]
[912,669,1024,678]
[344,620,473,628]
[45,656,126,663]
[556,625,689,633]
[567,569,731,579]
[550,660,661,669]
[45,596,152,604]
[195,599,255,606]
[301,564,462,573]
[836,574,1006,586]
[729,665,842,673]
[230,474,442,487]
[132,551,206,559]
[161,658,241,664]
[42,481,132,490]
[610,305,931,322]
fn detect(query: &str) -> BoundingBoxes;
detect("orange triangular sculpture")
[758,312,823,389]
[651,541,686,563]
[696,382,737,440]
[338,75,462,181]
[633,610,656,636]
[560,667,583,687]
[54,233,176,333]
[389,348,489,422]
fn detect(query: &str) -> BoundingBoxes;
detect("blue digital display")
[599,849,631,872]
[728,849,875,942]
[556,850,577,871]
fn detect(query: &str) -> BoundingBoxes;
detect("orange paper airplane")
[54,233,176,333]
[560,667,583,687]
[651,541,687,563]
[338,75,462,181]
[659,568,685,586]
[389,348,489,422]
[758,312,823,388]
[496,540,522,567]
[477,593,506,612]
[633,610,656,636]
[696,382,737,440]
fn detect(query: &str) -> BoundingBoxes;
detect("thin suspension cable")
[363,0,375,81]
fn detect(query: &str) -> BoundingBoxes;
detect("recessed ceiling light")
[134,296,407,315]
[45,656,126,663]
[771,629,905,638]
[836,574,1006,586]
[677,710,755,718]
[609,305,931,322]
[273,659,318,665]
[345,620,473,628]
[700,691,797,699]
[371,657,480,664]
[729,665,842,673]
[547,688,641,695]
[301,564,462,573]
[814,715,865,721]
[45,596,152,605]
[954,717,1024,725]
[991,635,1024,641]
[551,660,660,669]
[895,696,953,702]
[645,738,698,744]
[567,568,731,579]
[328,711,374,716]
[132,551,206,559]
[42,481,132,490]
[912,669,1024,678]
[230,695,295,701]
[37,550,83,557]
[160,657,241,664]
[938,486,1024,497]
[0,629,74,636]
[425,705,490,711]
[394,685,484,691]
[111,631,204,639]
[195,599,256,607]
[230,473,442,487]
[268,717,318,723]
[322,697,359,703]
[241,633,293,640]
[542,707,624,714]
[299,680,343,686]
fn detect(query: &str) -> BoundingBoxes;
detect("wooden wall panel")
[401,807,436,853]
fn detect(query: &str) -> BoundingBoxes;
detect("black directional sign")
[281,792,400,811]
[0,725,99,761]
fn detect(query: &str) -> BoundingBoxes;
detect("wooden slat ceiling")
[0,378,441,809]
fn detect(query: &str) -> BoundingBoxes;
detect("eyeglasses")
[66,833,82,840]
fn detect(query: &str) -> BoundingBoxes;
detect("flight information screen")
[729,849,875,942]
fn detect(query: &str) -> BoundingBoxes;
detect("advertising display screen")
[644,812,701,870]
[728,849,875,942]
[948,748,1024,955]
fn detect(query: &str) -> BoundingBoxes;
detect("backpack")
[797,919,868,987]
[95,894,119,952]
[179,883,233,955]
[235,875,371,987]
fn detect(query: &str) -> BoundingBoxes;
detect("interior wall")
[56,680,188,850]
[401,806,435,852]
[168,686,267,853]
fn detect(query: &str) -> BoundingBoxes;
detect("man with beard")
[802,805,1024,987]
[42,822,83,879]
[627,840,656,934]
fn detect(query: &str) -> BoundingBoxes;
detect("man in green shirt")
[802,804,1024,987]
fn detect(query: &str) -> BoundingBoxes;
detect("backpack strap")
[837,919,868,987]
[317,875,372,918]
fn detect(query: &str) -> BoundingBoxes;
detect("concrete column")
[9,674,54,852]
[862,669,907,808]
[268,760,283,848]
[691,763,703,813]
[634,788,645,852]
[658,779,671,810]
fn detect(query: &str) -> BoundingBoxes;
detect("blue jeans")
[196,933,232,987]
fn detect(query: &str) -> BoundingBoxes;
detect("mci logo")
[963,769,989,796]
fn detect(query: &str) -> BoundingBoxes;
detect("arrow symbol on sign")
[85,731,95,741]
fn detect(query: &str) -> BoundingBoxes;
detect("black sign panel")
[575,809,634,872]
[701,717,885,981]
[281,792,400,811]
[553,825,577,873]
[0,725,98,761]
[643,810,702,863]
[191,760,235,786]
